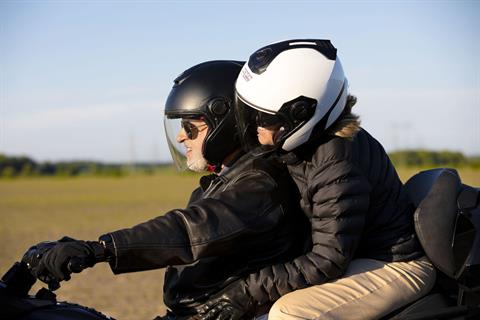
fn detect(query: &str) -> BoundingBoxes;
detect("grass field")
[0,172,200,319]
[1,167,479,319]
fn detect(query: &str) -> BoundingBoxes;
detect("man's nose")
[176,128,187,143]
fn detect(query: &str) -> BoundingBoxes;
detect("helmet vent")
[290,101,315,121]
[209,99,228,116]
[248,39,337,75]
[289,41,317,46]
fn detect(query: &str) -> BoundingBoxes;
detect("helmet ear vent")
[209,99,228,116]
[290,101,315,121]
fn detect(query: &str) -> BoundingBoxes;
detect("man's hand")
[197,279,255,320]
[27,236,107,285]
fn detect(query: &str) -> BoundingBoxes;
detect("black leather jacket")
[231,129,424,306]
[104,152,309,316]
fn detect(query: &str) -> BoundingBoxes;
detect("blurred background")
[1,0,479,164]
[1,1,479,319]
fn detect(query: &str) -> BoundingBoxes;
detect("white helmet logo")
[241,67,252,82]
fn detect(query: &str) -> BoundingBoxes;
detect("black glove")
[22,240,60,290]
[154,309,204,320]
[30,236,108,284]
[22,240,57,270]
[197,279,255,320]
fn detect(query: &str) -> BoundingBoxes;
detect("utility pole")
[129,130,136,174]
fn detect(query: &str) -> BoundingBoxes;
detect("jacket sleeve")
[245,158,371,305]
[105,170,284,274]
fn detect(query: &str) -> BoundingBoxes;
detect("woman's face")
[254,111,283,146]
[257,125,281,145]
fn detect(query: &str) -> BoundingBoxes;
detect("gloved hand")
[29,236,108,285]
[22,240,60,290]
[197,279,255,320]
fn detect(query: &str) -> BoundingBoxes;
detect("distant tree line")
[0,154,173,178]
[1,150,479,178]
[388,150,480,168]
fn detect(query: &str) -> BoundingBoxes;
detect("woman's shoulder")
[308,128,382,166]
[310,133,357,165]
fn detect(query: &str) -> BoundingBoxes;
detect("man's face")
[176,119,209,172]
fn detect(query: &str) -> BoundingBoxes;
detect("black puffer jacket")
[243,129,424,305]
[105,152,309,316]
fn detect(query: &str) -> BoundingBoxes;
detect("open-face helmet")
[164,60,244,170]
[235,39,348,152]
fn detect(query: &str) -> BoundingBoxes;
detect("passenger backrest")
[404,168,464,279]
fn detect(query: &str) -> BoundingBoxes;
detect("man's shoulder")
[227,151,287,181]
[252,155,287,179]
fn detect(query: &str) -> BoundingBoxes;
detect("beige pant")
[268,257,436,320]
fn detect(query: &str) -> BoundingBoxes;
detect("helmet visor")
[234,94,261,152]
[235,94,285,152]
[164,116,188,171]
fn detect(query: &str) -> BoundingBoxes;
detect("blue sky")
[1,0,479,163]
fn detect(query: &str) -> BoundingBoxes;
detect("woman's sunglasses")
[255,112,282,128]
[181,120,208,140]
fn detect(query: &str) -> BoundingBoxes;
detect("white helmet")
[235,39,348,152]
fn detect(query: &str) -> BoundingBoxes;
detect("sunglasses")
[256,112,282,128]
[181,120,208,140]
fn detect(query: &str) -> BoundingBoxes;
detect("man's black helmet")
[164,60,244,169]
